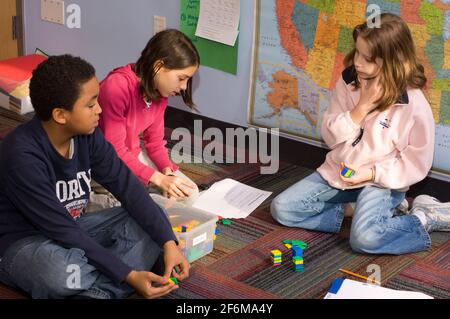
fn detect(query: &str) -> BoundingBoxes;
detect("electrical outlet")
[153,15,166,35]
[41,0,65,25]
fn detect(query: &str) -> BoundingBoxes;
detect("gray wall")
[23,0,254,127]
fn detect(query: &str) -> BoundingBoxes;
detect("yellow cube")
[271,249,282,255]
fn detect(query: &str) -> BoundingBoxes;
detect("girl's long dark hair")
[134,29,200,108]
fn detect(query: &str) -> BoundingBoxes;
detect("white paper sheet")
[195,0,240,46]
[192,178,272,218]
[324,278,433,299]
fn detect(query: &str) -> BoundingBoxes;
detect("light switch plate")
[41,0,65,25]
[153,15,166,35]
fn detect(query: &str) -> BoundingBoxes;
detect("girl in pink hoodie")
[271,14,444,254]
[93,29,199,206]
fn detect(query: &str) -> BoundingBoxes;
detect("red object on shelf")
[0,54,47,93]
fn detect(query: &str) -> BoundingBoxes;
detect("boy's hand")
[339,162,373,186]
[162,240,190,282]
[125,270,178,299]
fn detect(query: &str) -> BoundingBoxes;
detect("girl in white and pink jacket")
[271,13,444,255]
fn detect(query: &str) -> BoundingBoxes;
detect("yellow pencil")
[339,268,381,285]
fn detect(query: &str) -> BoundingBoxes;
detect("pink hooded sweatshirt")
[98,64,178,185]
[317,66,435,191]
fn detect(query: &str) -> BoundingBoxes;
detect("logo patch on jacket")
[65,199,88,220]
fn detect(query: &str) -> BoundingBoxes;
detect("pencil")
[338,268,381,285]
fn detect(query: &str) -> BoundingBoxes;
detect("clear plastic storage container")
[150,194,218,262]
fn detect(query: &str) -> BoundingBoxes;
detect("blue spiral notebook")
[324,278,433,299]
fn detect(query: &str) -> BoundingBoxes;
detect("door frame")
[16,0,24,55]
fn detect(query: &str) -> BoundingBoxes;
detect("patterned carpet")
[166,158,450,299]
[0,108,448,299]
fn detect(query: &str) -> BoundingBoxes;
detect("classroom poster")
[180,0,239,75]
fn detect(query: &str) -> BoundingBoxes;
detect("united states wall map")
[249,0,450,175]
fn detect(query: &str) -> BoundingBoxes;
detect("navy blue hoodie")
[0,117,176,283]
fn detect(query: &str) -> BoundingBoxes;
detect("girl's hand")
[357,76,383,113]
[161,167,174,175]
[162,240,190,282]
[125,270,178,299]
[339,162,373,186]
[161,168,178,204]
[350,76,383,124]
[150,172,196,199]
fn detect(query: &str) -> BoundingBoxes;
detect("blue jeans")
[0,207,162,299]
[271,172,431,255]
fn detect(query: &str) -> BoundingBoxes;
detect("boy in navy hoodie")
[0,55,189,299]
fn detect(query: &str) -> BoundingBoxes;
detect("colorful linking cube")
[340,166,355,178]
[292,256,304,272]
[171,220,201,233]
[168,277,179,285]
[283,240,308,250]
[221,219,232,225]
[271,249,282,266]
[281,240,308,272]
[213,227,219,241]
[292,246,304,272]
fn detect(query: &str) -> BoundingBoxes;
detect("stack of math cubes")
[292,246,304,272]
[270,249,282,266]
[283,240,307,272]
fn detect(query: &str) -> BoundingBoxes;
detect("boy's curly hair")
[30,54,96,121]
